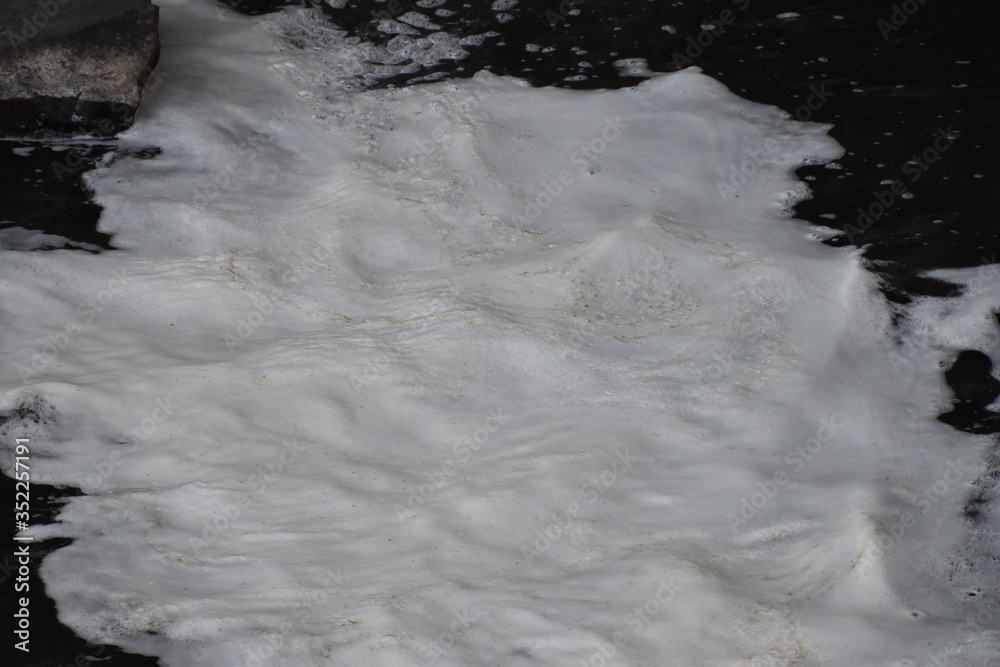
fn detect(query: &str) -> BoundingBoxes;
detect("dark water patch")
[950,345,1000,530]
[223,0,298,15]
[0,140,116,252]
[2,471,162,667]
[940,349,1000,435]
[1,396,163,666]
[0,142,163,253]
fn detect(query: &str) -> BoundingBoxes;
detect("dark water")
[3,1,997,664]
[0,142,166,254]
[0,141,113,251]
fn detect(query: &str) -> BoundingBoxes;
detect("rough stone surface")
[0,0,160,137]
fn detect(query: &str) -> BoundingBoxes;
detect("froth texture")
[5,1,998,665]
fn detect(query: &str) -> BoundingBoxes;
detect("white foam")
[613,57,655,78]
[0,226,104,252]
[4,1,998,665]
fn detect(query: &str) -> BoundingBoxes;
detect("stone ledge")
[0,0,160,137]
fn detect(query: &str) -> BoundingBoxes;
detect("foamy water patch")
[3,0,997,665]
[262,6,497,93]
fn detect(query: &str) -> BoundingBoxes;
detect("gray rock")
[0,0,160,137]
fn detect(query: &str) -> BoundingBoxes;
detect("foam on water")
[3,1,998,665]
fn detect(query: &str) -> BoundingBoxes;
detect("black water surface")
[1,419,160,667]
[0,141,115,252]
[1,476,160,667]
